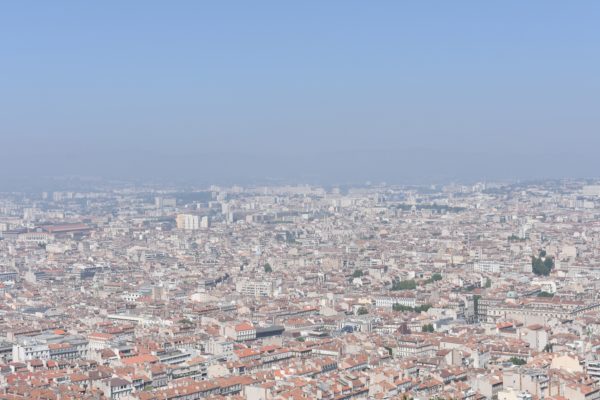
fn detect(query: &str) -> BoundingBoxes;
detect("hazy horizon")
[2,1,599,186]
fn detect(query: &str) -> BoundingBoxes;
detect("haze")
[1,1,599,186]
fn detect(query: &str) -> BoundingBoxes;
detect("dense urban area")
[2,180,600,400]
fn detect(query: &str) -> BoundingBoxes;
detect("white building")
[473,260,513,274]
[236,279,274,297]
[374,295,417,308]
[176,214,199,230]
[224,322,256,342]
[122,292,143,302]
[200,216,210,229]
[206,340,234,359]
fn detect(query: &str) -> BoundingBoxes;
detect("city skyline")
[1,179,600,399]
[3,3,600,398]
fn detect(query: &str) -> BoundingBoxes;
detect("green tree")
[264,263,273,273]
[352,269,364,278]
[393,303,432,313]
[532,251,554,276]
[392,279,417,291]
[424,273,443,284]
[484,278,492,288]
[357,307,369,315]
[393,303,406,312]
[422,324,435,333]
[285,231,296,243]
[538,291,553,297]
[509,357,526,365]
[508,234,525,242]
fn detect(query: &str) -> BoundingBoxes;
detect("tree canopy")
[509,357,526,365]
[424,273,442,284]
[352,269,364,278]
[538,291,554,297]
[392,279,417,291]
[393,303,431,313]
[532,250,554,276]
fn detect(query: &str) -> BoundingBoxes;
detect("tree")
[538,291,553,297]
[264,263,273,273]
[352,269,364,278]
[508,234,525,242]
[357,307,369,315]
[392,279,417,291]
[484,278,492,288]
[532,250,554,276]
[509,357,526,365]
[424,273,442,284]
[285,231,296,243]
[422,324,435,333]
[393,303,432,313]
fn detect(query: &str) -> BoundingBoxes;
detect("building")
[473,260,513,274]
[176,213,199,230]
[224,322,257,342]
[374,295,417,308]
[0,271,17,283]
[236,279,274,297]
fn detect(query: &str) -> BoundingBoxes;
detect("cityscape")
[1,181,600,399]
[2,1,600,399]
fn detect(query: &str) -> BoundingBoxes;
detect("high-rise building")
[176,214,199,230]
[200,216,210,229]
[155,196,177,208]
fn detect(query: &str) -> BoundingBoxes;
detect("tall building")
[155,196,177,208]
[176,214,199,230]
[200,216,210,229]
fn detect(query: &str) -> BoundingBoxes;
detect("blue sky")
[1,1,599,185]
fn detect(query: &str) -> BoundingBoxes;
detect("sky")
[1,1,599,187]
